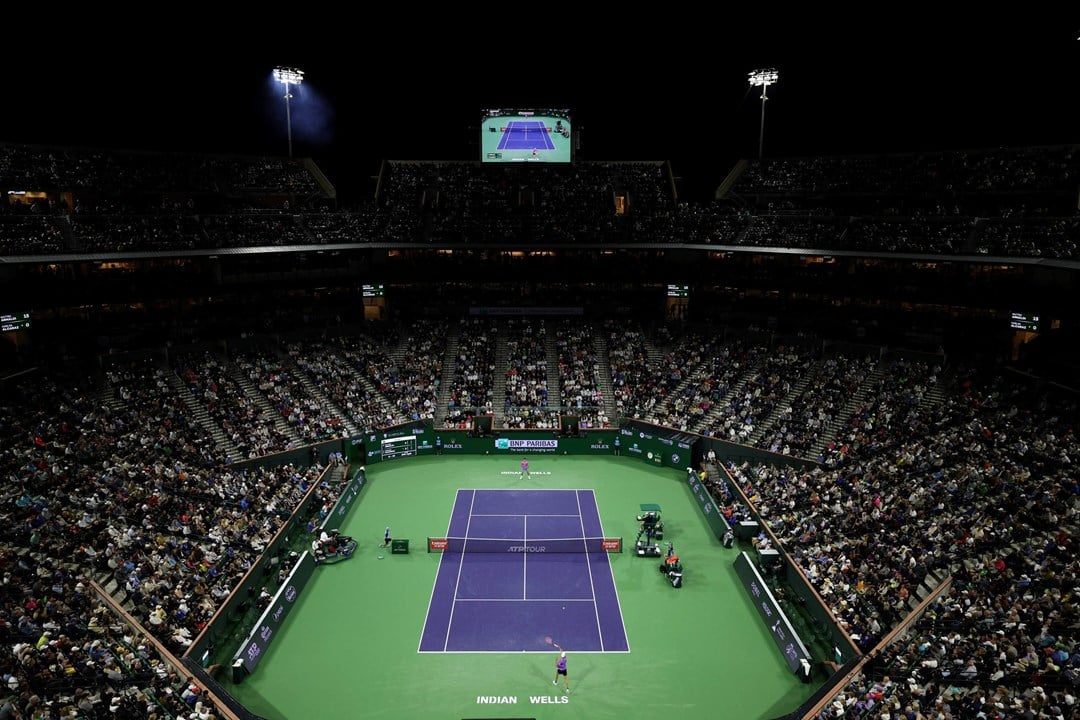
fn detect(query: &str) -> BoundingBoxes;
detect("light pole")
[748,68,779,160]
[273,66,304,158]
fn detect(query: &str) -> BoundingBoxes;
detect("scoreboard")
[1,312,31,333]
[380,434,417,460]
[1009,312,1039,331]
[362,284,385,298]
[666,284,689,298]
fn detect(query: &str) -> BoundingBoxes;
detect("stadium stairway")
[545,328,560,409]
[643,334,666,369]
[810,361,885,459]
[164,367,243,461]
[919,365,952,414]
[364,375,403,428]
[690,353,769,436]
[94,381,125,416]
[493,324,509,426]
[289,361,360,437]
[593,333,618,423]
[388,331,408,377]
[747,358,825,447]
[435,328,459,421]
[228,359,303,448]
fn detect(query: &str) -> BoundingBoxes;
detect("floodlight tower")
[748,68,779,160]
[273,66,305,158]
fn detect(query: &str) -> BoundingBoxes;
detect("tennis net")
[427,536,622,553]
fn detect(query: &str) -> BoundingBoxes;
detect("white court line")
[522,514,527,600]
[591,488,632,653]
[472,488,586,492]
[443,489,477,652]
[417,488,466,654]
[469,513,580,517]
[576,490,605,651]
[424,488,630,654]
[454,597,594,602]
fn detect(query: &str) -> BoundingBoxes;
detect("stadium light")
[273,66,304,158]
[748,68,779,160]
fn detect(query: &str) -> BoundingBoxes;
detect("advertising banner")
[234,551,318,676]
[733,552,812,676]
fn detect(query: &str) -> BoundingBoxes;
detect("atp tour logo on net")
[507,545,546,552]
[495,438,559,450]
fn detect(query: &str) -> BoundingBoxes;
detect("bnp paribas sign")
[495,438,559,451]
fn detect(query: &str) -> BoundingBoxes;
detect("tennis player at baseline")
[553,651,570,693]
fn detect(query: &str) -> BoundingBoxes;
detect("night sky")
[1,17,1077,204]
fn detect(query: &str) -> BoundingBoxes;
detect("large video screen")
[481,108,572,163]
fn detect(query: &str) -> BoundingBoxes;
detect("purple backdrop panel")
[418,552,463,652]
[455,554,525,600]
[525,554,594,600]
[472,489,579,516]
[446,600,602,652]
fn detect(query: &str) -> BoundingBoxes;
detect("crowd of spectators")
[366,320,445,423]
[755,354,877,457]
[8,292,1080,720]
[291,339,396,432]
[735,146,1080,197]
[502,318,549,428]
[444,317,497,428]
[0,356,356,718]
[176,352,293,458]
[628,332,721,429]
[555,320,608,429]
[698,347,819,443]
[657,338,768,432]
[233,349,343,444]
[4,142,1080,261]
[606,323,663,420]
[102,358,223,468]
[0,214,68,254]
[712,363,1079,719]
[0,143,323,196]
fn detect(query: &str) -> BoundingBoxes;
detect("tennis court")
[496,121,556,151]
[223,455,817,719]
[419,488,629,653]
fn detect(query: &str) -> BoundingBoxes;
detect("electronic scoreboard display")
[362,284,385,298]
[380,435,417,460]
[1,312,31,333]
[666,284,690,298]
[481,108,572,163]
[1010,312,1040,331]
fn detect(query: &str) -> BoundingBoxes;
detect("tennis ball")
[562,606,565,610]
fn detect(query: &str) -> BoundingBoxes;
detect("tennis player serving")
[552,649,570,693]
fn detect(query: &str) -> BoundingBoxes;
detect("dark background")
[1,16,1077,204]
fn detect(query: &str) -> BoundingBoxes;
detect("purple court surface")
[496,122,556,151]
[418,489,629,653]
